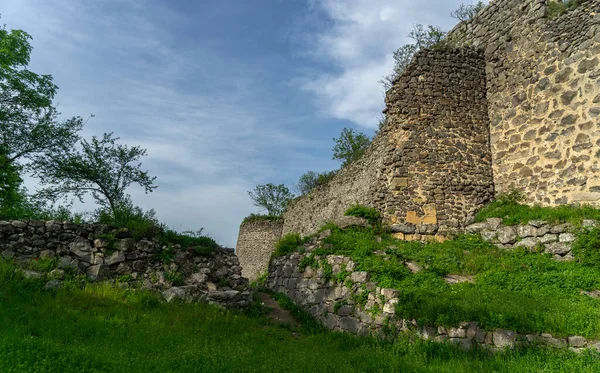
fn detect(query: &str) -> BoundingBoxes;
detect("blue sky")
[2,0,486,247]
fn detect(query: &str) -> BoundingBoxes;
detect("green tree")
[332,128,371,167]
[380,24,447,90]
[247,183,294,216]
[296,171,318,196]
[0,151,26,218]
[451,1,486,22]
[35,133,157,214]
[0,23,83,172]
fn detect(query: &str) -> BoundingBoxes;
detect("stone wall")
[465,217,598,261]
[0,220,251,308]
[282,134,387,237]
[236,219,283,281]
[283,48,494,239]
[380,48,494,236]
[448,0,600,205]
[268,249,599,351]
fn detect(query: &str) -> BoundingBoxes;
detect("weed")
[572,227,600,268]
[154,247,174,264]
[273,233,302,257]
[320,259,333,282]
[299,255,318,272]
[475,191,600,226]
[242,214,282,224]
[28,257,58,273]
[344,204,381,225]
[164,270,184,286]
[333,300,348,313]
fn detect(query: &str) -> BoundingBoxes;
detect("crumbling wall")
[283,48,494,238]
[0,220,251,308]
[380,48,494,235]
[235,219,283,281]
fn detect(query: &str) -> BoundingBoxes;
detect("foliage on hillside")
[475,190,600,226]
[1,260,600,372]
[279,209,600,338]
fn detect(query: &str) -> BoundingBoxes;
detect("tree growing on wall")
[380,24,447,90]
[332,127,371,167]
[248,183,294,216]
[0,23,84,173]
[451,1,486,22]
[35,133,157,215]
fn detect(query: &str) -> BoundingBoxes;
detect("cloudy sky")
[2,0,486,247]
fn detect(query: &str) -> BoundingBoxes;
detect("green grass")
[242,213,282,224]
[475,199,600,226]
[310,226,600,338]
[344,204,381,225]
[1,260,600,372]
[273,233,303,257]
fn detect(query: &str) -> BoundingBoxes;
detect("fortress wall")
[281,134,387,237]
[380,48,493,234]
[449,0,600,205]
[235,219,283,281]
[283,48,493,238]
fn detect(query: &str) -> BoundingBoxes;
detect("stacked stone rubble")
[268,247,600,351]
[0,220,251,308]
[465,218,599,260]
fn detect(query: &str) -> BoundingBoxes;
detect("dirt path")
[258,292,300,329]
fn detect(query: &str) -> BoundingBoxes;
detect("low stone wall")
[268,250,599,351]
[0,220,251,308]
[465,218,597,260]
[236,219,283,282]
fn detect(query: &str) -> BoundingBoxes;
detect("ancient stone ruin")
[0,220,252,308]
[237,0,600,280]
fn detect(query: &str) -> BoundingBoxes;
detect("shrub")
[273,233,302,257]
[250,272,268,289]
[96,202,162,240]
[164,270,184,286]
[242,214,281,224]
[572,227,600,267]
[547,0,591,18]
[299,255,318,272]
[296,170,338,195]
[161,228,219,254]
[344,204,380,225]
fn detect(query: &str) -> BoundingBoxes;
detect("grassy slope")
[1,261,599,372]
[306,223,600,338]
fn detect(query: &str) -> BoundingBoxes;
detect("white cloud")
[302,0,488,128]
[2,0,324,247]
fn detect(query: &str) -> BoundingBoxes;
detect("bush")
[572,227,600,268]
[273,233,302,257]
[161,228,219,254]
[344,204,380,225]
[242,214,282,224]
[96,202,162,240]
[547,0,591,18]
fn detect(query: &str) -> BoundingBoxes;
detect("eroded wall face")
[282,48,494,238]
[381,48,494,234]
[449,0,600,205]
[282,135,386,237]
[235,220,283,281]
